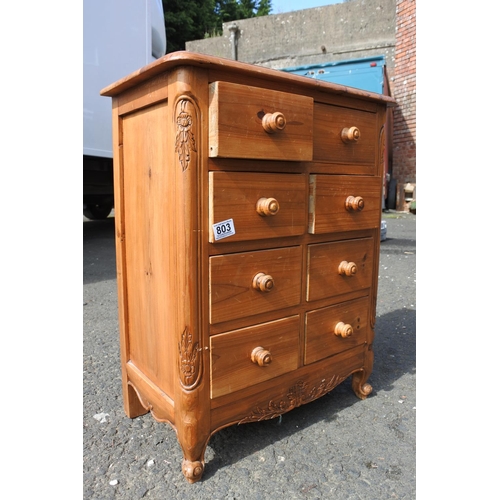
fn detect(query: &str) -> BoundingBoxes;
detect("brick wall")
[392,0,416,187]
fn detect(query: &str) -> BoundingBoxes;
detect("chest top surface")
[101,50,396,107]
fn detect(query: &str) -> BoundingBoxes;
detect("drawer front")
[304,297,370,365]
[307,237,374,302]
[210,315,300,398]
[209,172,306,243]
[309,174,381,234]
[209,81,313,161]
[209,246,302,324]
[313,103,378,168]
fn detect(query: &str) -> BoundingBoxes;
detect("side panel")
[121,101,175,396]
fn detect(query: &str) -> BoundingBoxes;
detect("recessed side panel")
[121,100,175,398]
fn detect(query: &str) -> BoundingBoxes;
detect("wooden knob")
[251,346,272,366]
[341,126,360,143]
[345,195,364,212]
[334,322,353,338]
[262,112,286,133]
[338,261,357,276]
[252,272,274,292]
[256,197,280,216]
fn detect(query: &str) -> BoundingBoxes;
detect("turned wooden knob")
[338,261,357,276]
[334,322,353,338]
[341,126,361,143]
[256,197,280,216]
[252,272,274,292]
[262,111,286,133]
[345,195,364,212]
[251,346,273,366]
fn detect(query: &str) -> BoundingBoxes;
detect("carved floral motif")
[179,327,201,389]
[239,373,347,423]
[175,99,197,171]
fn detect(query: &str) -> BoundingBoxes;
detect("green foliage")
[163,0,272,53]
[256,0,272,16]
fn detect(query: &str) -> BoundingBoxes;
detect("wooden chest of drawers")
[101,51,395,483]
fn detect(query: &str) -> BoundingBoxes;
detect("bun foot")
[352,371,373,400]
[182,459,205,483]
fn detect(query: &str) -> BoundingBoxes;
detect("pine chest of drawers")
[101,51,395,483]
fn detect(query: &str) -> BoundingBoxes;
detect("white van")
[83,0,166,219]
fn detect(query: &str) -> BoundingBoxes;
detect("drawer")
[210,315,300,398]
[304,297,370,365]
[313,103,378,168]
[209,81,313,161]
[309,174,381,234]
[307,237,374,302]
[209,246,302,324]
[209,171,306,243]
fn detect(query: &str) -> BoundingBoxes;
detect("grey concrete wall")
[186,0,396,76]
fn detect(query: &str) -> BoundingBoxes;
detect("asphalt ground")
[83,211,416,499]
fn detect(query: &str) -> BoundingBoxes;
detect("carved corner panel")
[175,97,198,172]
[179,327,202,390]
